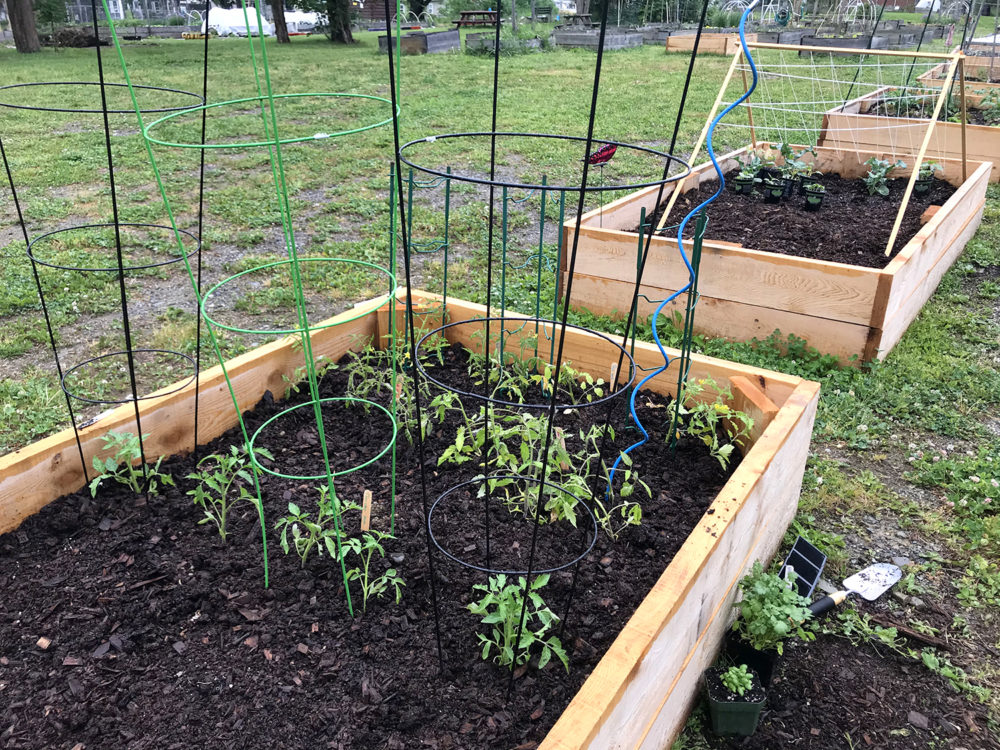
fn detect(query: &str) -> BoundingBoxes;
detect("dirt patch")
[641,174,957,269]
[707,633,997,749]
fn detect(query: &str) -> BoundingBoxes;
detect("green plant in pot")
[732,169,759,195]
[914,160,941,195]
[704,663,767,736]
[803,181,825,211]
[727,561,814,687]
[777,142,817,196]
[761,177,785,204]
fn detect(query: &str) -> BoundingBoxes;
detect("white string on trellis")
[720,46,958,163]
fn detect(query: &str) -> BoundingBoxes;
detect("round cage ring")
[0,81,204,114]
[249,397,398,481]
[27,223,199,273]
[200,257,396,336]
[428,474,599,576]
[61,349,197,405]
[143,92,398,150]
[397,131,691,192]
[414,316,635,412]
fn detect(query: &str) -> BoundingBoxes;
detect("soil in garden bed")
[0,344,735,750]
[868,97,999,126]
[639,174,957,268]
[706,633,997,749]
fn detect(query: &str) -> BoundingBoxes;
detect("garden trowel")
[807,562,901,616]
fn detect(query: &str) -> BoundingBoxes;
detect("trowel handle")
[807,590,849,616]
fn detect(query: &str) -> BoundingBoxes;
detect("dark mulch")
[639,174,957,269]
[0,345,733,750]
[707,633,998,749]
[869,97,999,127]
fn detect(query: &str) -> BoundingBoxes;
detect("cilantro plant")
[89,431,175,497]
[467,573,569,671]
[186,445,273,540]
[720,664,754,697]
[340,530,405,611]
[731,561,814,655]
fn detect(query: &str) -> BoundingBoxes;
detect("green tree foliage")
[35,0,67,31]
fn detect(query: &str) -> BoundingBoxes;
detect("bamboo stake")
[959,55,968,182]
[884,54,961,256]
[655,47,744,233]
[741,63,757,150]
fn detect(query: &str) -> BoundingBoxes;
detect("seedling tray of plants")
[820,85,1000,182]
[560,143,991,364]
[0,291,819,750]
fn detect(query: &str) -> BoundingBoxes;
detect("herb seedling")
[675,378,754,469]
[282,356,335,398]
[89,431,175,497]
[466,573,569,671]
[917,160,941,180]
[340,530,405,611]
[732,561,814,655]
[777,142,817,181]
[186,445,273,540]
[864,156,906,197]
[720,664,754,697]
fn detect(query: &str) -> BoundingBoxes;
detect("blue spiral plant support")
[608,0,761,488]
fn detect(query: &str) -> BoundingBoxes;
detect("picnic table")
[453,10,499,27]
[558,13,593,27]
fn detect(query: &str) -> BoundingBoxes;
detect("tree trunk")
[270,0,290,42]
[8,0,40,53]
[324,0,353,43]
[511,0,518,34]
[530,0,537,24]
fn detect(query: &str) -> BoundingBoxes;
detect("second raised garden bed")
[0,290,819,749]
[559,144,990,364]
[819,84,1000,182]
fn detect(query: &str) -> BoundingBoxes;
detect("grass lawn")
[0,30,998,745]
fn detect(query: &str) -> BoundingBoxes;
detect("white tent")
[915,0,941,10]
[202,6,275,36]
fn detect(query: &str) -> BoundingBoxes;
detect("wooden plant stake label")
[361,490,373,532]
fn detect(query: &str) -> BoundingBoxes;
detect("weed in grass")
[909,443,1000,550]
[0,371,68,454]
[955,555,1000,608]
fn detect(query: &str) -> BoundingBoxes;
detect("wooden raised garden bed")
[797,34,888,54]
[559,144,990,363]
[378,29,461,54]
[819,85,1000,182]
[665,31,757,55]
[918,58,1000,97]
[0,290,819,750]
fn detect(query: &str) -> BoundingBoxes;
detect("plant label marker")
[361,489,373,532]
